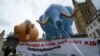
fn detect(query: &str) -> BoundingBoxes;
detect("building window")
[97,18,100,23]
[81,11,85,16]
[88,28,89,31]
[87,9,91,15]
[90,26,92,29]
[81,10,87,16]
[93,22,96,26]
[93,32,97,38]
[84,10,88,16]
[86,21,88,24]
[89,34,92,37]
[96,29,100,37]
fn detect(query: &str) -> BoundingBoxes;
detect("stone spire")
[72,0,77,4]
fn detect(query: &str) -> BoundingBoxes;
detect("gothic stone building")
[72,0,97,33]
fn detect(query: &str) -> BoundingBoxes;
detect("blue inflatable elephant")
[37,4,78,40]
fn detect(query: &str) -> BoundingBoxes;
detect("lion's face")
[14,20,38,42]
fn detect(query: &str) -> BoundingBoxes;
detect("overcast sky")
[0,0,100,38]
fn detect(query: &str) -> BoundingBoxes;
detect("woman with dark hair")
[4,46,10,56]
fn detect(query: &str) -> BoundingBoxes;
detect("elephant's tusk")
[36,17,49,24]
[61,9,79,18]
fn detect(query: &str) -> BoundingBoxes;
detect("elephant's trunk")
[54,19,63,30]
[56,20,63,29]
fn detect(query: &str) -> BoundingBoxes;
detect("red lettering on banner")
[26,43,30,46]
[22,40,96,47]
[69,41,72,43]
[73,40,82,44]
[32,44,40,47]
[46,42,56,46]
[84,41,89,45]
[90,41,96,46]
[58,40,67,44]
[69,40,81,44]
[25,43,40,47]
[41,44,45,47]
[84,41,96,46]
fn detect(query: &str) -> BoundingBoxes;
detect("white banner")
[16,38,100,56]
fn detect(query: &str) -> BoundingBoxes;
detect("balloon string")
[61,29,84,56]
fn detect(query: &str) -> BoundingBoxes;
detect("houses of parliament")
[72,0,97,33]
[72,0,100,42]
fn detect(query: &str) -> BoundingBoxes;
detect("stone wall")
[0,35,4,52]
[0,30,4,52]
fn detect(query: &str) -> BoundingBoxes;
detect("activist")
[4,46,10,56]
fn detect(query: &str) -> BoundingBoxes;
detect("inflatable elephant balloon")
[37,4,78,41]
[14,20,39,42]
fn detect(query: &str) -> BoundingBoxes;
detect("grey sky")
[0,0,100,38]
[92,0,100,10]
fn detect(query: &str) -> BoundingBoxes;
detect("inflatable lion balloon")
[14,20,38,42]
